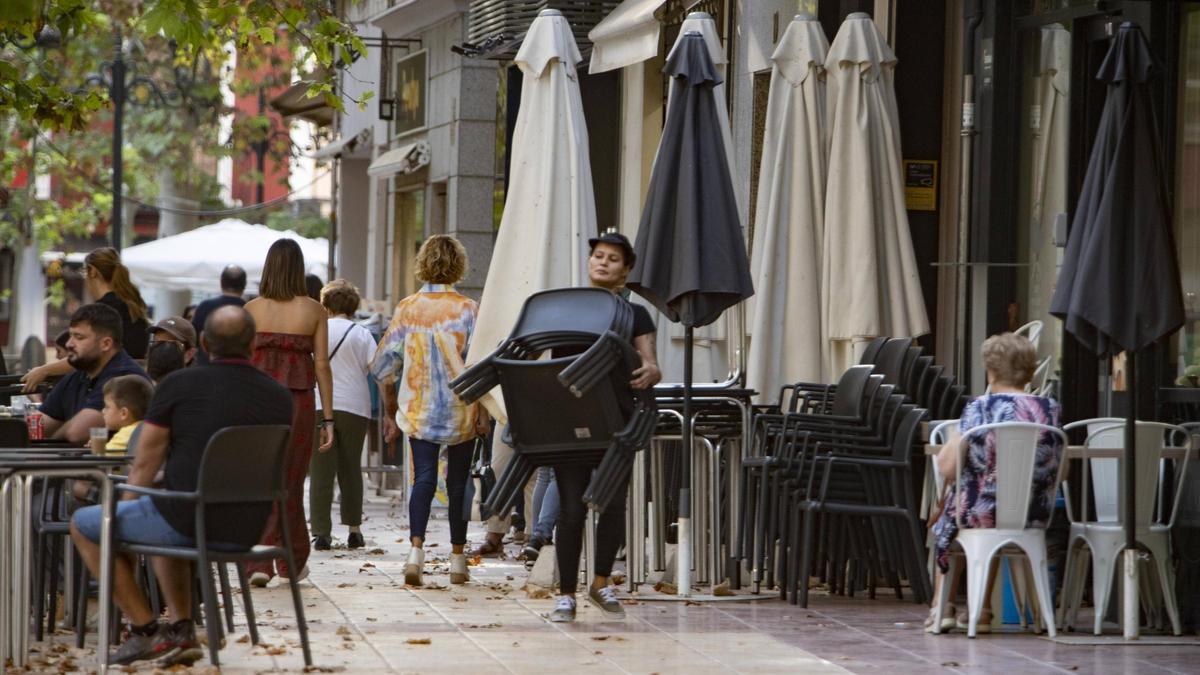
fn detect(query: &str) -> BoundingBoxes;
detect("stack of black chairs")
[738,336,970,606]
[451,288,656,515]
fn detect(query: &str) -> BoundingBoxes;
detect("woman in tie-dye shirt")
[371,235,488,588]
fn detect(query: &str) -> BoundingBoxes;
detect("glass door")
[1174,6,1200,388]
[1013,21,1073,396]
[390,186,425,304]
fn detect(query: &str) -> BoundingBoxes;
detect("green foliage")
[1,1,358,250]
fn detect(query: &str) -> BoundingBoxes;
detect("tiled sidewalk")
[24,489,1199,673]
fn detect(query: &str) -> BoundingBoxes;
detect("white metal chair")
[1014,320,1044,351]
[1026,356,1052,396]
[932,421,1068,638]
[1057,420,1192,635]
[924,420,960,579]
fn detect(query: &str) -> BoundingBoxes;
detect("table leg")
[1,477,13,674]
[97,477,113,674]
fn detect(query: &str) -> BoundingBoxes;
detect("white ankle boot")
[450,553,469,584]
[404,547,425,586]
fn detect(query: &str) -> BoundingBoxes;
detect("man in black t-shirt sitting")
[70,306,292,667]
[40,304,149,444]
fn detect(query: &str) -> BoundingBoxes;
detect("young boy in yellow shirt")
[100,375,153,454]
[73,374,153,502]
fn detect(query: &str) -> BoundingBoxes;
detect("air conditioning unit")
[466,0,622,59]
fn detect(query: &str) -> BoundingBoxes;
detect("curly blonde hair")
[981,332,1039,388]
[415,235,468,285]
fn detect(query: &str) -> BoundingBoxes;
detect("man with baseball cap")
[148,317,198,367]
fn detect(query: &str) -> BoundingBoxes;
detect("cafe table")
[0,450,128,673]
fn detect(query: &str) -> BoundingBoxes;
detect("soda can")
[25,410,44,441]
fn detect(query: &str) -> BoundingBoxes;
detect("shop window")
[1173,6,1200,385]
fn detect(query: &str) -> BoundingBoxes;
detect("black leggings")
[552,462,630,595]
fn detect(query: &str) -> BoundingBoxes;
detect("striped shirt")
[371,284,479,445]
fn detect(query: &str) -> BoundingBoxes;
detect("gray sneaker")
[548,595,576,622]
[588,584,625,618]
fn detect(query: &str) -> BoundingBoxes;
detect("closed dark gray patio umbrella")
[626,31,754,596]
[1048,22,1184,639]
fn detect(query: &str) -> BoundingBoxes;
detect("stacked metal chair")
[451,288,656,515]
[738,336,969,606]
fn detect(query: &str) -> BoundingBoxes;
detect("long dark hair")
[84,247,148,322]
[258,239,308,301]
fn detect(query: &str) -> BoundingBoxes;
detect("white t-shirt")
[315,316,376,419]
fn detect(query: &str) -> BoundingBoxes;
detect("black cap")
[588,231,636,267]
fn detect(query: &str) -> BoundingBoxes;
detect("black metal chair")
[0,418,29,446]
[859,337,888,365]
[782,407,931,607]
[107,425,311,667]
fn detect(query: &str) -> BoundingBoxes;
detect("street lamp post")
[82,27,216,251]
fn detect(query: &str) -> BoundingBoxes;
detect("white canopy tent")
[120,219,329,295]
[464,9,598,424]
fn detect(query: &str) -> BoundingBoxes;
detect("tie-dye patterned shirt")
[371,284,479,445]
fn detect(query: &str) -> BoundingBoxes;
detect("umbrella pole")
[1122,349,1139,639]
[677,326,694,598]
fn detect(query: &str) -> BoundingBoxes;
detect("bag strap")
[328,323,356,361]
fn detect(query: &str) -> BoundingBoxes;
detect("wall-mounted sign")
[392,49,427,138]
[904,159,938,212]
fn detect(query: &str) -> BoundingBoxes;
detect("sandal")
[955,608,993,634]
[925,604,957,633]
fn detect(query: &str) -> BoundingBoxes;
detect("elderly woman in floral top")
[372,235,489,587]
[927,332,1063,633]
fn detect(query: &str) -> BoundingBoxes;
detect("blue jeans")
[530,467,559,541]
[73,496,194,547]
[409,438,473,545]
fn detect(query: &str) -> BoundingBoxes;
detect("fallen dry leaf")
[236,634,250,644]
[712,581,734,597]
[368,548,387,555]
[524,585,553,599]
[336,626,351,636]
[406,638,432,645]
[654,581,678,595]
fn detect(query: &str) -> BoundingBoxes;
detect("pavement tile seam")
[365,559,519,674]
[307,575,399,672]
[509,596,635,674]
[799,607,970,674]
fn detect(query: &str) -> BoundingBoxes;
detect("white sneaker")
[404,547,425,586]
[449,553,469,584]
[548,595,576,622]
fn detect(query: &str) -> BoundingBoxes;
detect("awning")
[308,127,372,159]
[588,0,668,74]
[270,67,334,127]
[367,140,431,177]
[372,0,469,38]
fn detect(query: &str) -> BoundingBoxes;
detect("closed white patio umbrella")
[822,13,929,375]
[465,9,598,423]
[746,15,830,402]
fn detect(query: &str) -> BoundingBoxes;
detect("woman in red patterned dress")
[244,239,334,585]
